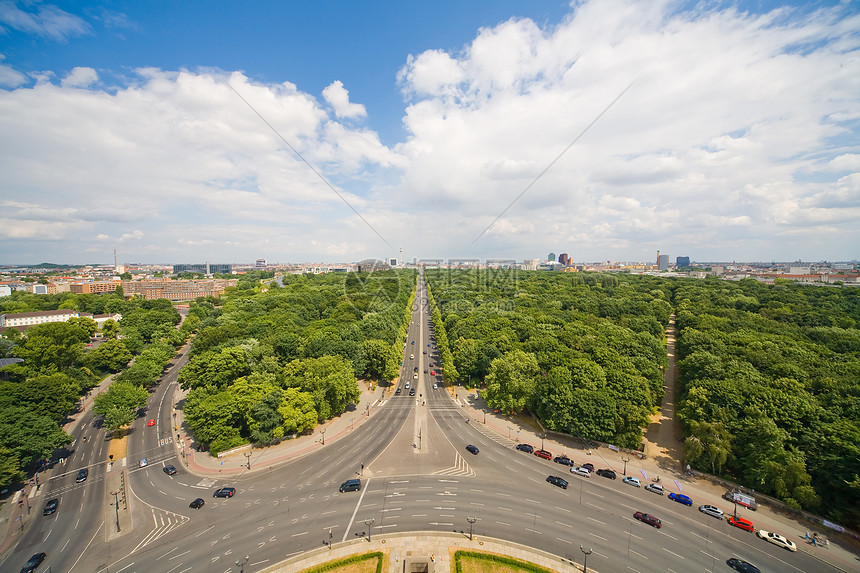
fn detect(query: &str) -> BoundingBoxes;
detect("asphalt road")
[2,271,844,573]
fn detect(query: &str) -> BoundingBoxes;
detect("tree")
[86,338,132,372]
[278,387,317,435]
[362,339,398,381]
[92,381,148,434]
[101,319,120,339]
[484,350,540,414]
[280,356,359,421]
[178,347,251,390]
[0,407,72,467]
[0,445,23,489]
[0,373,80,422]
[14,322,88,372]
[67,316,98,338]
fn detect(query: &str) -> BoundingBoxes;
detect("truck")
[724,491,758,511]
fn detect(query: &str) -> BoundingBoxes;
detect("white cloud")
[0,55,26,88]
[61,66,98,88]
[322,81,366,119]
[0,1,91,41]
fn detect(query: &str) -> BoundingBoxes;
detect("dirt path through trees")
[642,314,685,473]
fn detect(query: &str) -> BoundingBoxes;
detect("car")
[645,483,664,495]
[213,487,235,498]
[433,383,438,389]
[581,462,594,471]
[466,444,479,455]
[423,350,427,354]
[424,369,428,373]
[339,479,361,492]
[756,530,797,551]
[20,552,46,573]
[699,504,724,519]
[410,354,414,359]
[147,418,155,427]
[138,458,148,468]
[633,511,662,528]
[409,389,415,396]
[534,449,552,460]
[546,475,569,489]
[405,381,410,389]
[596,468,617,479]
[430,370,435,376]
[516,444,534,454]
[571,466,591,478]
[42,499,58,516]
[553,456,575,466]
[427,343,431,347]
[411,340,415,345]
[189,498,205,509]
[395,387,402,395]
[75,468,88,483]
[413,366,418,372]
[413,373,418,379]
[726,557,761,573]
[623,476,641,487]
[163,465,177,476]
[669,492,693,506]
[728,516,755,532]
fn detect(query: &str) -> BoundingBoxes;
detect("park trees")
[93,381,149,435]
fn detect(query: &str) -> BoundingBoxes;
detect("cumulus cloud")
[322,81,367,119]
[0,55,26,88]
[60,67,98,88]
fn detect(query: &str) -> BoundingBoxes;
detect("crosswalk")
[131,506,191,553]
[432,452,475,477]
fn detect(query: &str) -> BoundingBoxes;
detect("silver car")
[699,504,724,519]
[570,466,591,478]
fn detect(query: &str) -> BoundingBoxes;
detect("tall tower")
[656,250,660,267]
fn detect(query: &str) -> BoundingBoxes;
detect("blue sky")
[1,0,858,265]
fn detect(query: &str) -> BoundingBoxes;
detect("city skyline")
[1,1,858,265]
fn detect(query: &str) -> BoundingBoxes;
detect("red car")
[728,516,755,532]
[147,419,155,427]
[634,511,662,528]
[535,449,552,460]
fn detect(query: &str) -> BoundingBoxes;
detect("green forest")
[425,269,671,449]
[0,290,189,488]
[178,269,415,453]
[673,277,860,527]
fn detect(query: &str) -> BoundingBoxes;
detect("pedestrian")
[805,531,810,541]
[812,536,817,547]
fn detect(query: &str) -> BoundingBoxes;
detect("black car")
[413,366,418,372]
[596,468,617,480]
[213,487,235,498]
[726,557,761,573]
[515,443,534,454]
[75,468,88,483]
[163,465,177,475]
[395,387,402,395]
[466,444,479,455]
[339,479,361,492]
[189,498,205,509]
[42,499,58,516]
[582,462,595,471]
[553,456,575,466]
[20,552,46,573]
[409,389,415,396]
[546,475,569,489]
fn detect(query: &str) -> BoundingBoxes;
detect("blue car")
[669,492,693,506]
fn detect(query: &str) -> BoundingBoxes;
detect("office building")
[173,263,232,275]
[658,255,669,271]
[676,256,690,268]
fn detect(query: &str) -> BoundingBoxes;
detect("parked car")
[466,444,479,455]
[622,476,641,487]
[596,468,616,479]
[633,511,662,528]
[213,487,235,498]
[163,465,177,476]
[756,530,797,551]
[727,516,755,532]
[75,468,88,483]
[42,499,58,516]
[581,463,595,471]
[189,498,205,509]
[669,492,693,506]
[546,475,569,489]
[570,466,591,478]
[534,449,552,460]
[20,552,46,573]
[516,444,534,454]
[698,504,724,519]
[645,483,664,495]
[339,479,361,492]
[726,557,761,573]
[553,456,574,466]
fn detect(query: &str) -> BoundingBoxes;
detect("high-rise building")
[558,253,570,266]
[658,255,669,271]
[676,256,690,267]
[255,258,267,268]
[548,252,556,262]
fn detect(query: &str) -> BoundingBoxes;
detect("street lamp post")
[244,451,252,470]
[622,456,630,476]
[508,426,513,439]
[234,554,249,572]
[466,516,477,541]
[580,544,592,572]
[321,428,326,445]
[109,490,120,532]
[540,434,546,451]
[364,517,375,542]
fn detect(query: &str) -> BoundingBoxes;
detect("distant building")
[1,309,88,329]
[255,258,267,269]
[523,259,540,271]
[0,285,11,298]
[122,279,236,301]
[558,253,570,266]
[173,263,232,275]
[27,284,48,295]
[70,280,121,294]
[548,252,556,262]
[389,258,398,266]
[658,255,669,271]
[676,256,690,267]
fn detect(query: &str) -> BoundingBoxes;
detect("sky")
[0,0,858,266]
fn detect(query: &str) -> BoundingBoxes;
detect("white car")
[433,383,438,389]
[645,483,664,495]
[570,466,591,478]
[139,458,148,468]
[410,354,414,359]
[622,476,641,487]
[698,504,724,519]
[757,530,797,551]
[413,373,418,379]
